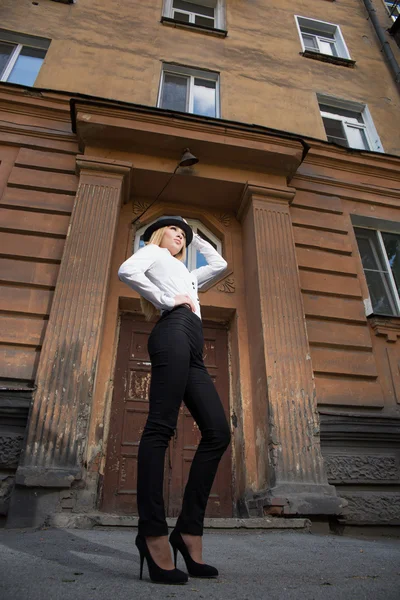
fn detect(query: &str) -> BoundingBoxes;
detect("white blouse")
[118,233,227,320]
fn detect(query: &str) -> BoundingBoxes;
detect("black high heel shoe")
[169,530,218,578]
[135,534,188,584]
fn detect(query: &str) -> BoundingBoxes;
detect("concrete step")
[50,512,311,531]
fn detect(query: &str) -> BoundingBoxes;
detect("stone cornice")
[71,100,306,181]
[293,172,400,206]
[0,120,76,143]
[301,144,400,184]
[320,412,400,444]
[369,316,400,342]
[76,155,132,177]
[73,103,303,153]
[0,85,77,151]
[0,85,72,123]
[2,83,399,193]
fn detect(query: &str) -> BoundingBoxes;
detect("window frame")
[171,0,215,28]
[384,0,400,22]
[158,63,220,118]
[162,0,225,30]
[0,29,50,85]
[295,16,351,59]
[0,42,21,82]
[317,94,384,152]
[354,225,400,317]
[133,218,223,279]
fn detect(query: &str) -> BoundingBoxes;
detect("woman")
[118,216,231,585]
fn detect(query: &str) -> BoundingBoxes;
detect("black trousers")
[137,305,231,537]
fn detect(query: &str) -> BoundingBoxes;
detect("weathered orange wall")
[0,88,78,381]
[0,0,399,153]
[292,145,400,419]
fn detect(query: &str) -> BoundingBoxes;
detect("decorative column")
[7,156,132,527]
[238,184,344,516]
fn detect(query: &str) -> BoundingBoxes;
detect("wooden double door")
[101,313,232,517]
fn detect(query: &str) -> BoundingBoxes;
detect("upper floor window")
[355,227,400,316]
[158,64,220,118]
[163,0,225,30]
[384,0,400,22]
[134,218,222,277]
[295,16,351,59]
[172,0,215,27]
[317,95,383,152]
[0,29,50,86]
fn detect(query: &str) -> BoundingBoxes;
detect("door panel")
[101,313,232,517]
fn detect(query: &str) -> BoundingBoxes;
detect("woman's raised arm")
[190,233,227,288]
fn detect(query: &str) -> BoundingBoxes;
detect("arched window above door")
[133,218,222,271]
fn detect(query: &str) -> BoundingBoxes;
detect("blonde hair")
[140,225,187,321]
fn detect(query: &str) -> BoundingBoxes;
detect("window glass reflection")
[161,73,187,112]
[382,232,400,297]
[364,270,396,315]
[8,46,46,86]
[0,42,15,77]
[355,228,398,315]
[193,78,216,117]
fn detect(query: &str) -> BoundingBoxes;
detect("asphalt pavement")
[0,527,399,600]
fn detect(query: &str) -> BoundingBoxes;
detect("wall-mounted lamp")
[132,148,199,226]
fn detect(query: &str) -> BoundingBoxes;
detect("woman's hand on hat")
[174,294,196,312]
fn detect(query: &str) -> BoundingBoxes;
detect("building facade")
[0,0,400,528]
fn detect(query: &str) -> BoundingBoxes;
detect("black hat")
[143,216,193,246]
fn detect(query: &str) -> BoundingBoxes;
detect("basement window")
[0,29,50,86]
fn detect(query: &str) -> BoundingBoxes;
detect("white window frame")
[0,29,50,84]
[295,16,351,59]
[354,225,400,316]
[158,63,220,117]
[134,218,222,277]
[163,0,225,30]
[384,0,400,22]
[0,43,22,82]
[317,94,384,152]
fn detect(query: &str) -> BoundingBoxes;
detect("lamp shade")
[179,148,199,167]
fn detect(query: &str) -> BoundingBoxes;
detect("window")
[0,29,50,86]
[134,218,222,279]
[158,64,219,117]
[384,1,400,22]
[355,227,400,316]
[317,95,383,152]
[172,0,215,27]
[163,0,225,30]
[295,16,351,59]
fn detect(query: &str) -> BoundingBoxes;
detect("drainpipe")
[363,0,400,88]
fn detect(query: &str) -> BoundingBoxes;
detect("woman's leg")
[174,356,231,538]
[137,319,191,538]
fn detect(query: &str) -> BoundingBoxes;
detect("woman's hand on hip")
[174,294,196,312]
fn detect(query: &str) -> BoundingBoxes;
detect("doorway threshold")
[50,512,311,531]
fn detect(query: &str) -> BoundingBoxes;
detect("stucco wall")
[1,0,399,154]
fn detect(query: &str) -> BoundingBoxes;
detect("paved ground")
[0,527,399,600]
